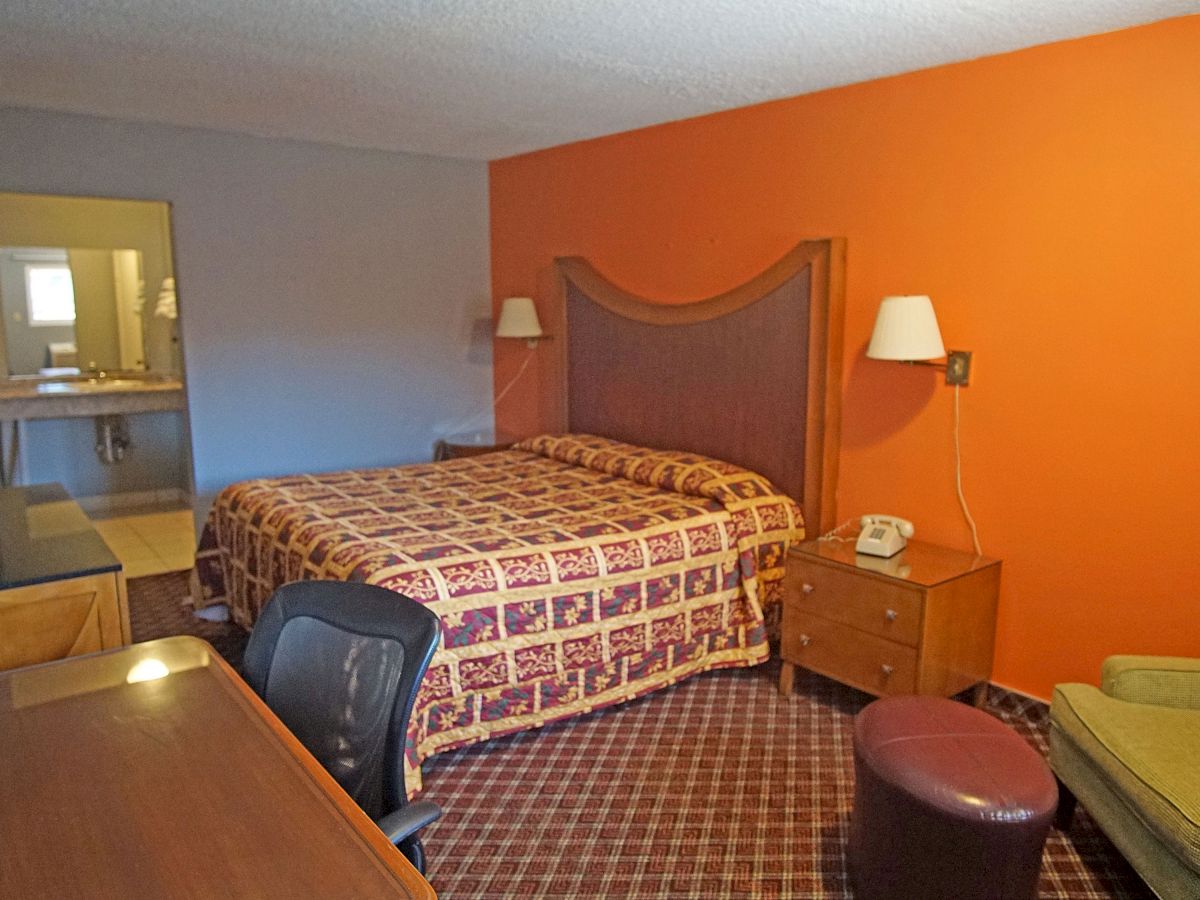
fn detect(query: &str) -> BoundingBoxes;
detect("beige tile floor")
[91,509,197,579]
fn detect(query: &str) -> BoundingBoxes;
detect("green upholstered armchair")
[1050,656,1200,899]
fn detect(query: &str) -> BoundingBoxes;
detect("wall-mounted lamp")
[866,295,971,385]
[495,296,545,348]
[866,293,982,556]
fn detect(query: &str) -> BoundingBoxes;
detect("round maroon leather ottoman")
[848,696,1058,900]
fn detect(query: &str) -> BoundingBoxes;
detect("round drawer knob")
[799,634,811,647]
[885,609,898,622]
[802,583,815,594]
[881,664,894,678]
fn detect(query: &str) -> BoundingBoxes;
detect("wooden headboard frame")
[543,238,845,536]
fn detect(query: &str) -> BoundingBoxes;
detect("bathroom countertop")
[0,484,121,590]
[0,376,185,420]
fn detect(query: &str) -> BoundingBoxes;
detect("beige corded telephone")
[855,514,914,558]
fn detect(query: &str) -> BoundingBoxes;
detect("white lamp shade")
[495,296,543,339]
[866,295,946,361]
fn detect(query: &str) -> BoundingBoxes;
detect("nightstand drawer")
[785,559,922,646]
[781,612,917,696]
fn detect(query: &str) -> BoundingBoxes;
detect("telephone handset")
[855,514,914,559]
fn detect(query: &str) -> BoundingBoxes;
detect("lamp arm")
[903,350,972,386]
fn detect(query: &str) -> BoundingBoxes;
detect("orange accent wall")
[489,16,1200,700]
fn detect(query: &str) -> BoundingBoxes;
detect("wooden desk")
[0,637,436,899]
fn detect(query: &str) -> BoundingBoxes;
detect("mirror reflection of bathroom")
[0,193,195,577]
[0,246,180,377]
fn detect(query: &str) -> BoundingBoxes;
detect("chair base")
[398,835,426,876]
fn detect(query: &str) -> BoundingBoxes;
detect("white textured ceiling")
[0,1,1195,161]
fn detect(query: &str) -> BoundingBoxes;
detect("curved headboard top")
[543,239,845,537]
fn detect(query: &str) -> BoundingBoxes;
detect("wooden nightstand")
[779,539,1001,706]
[432,430,516,461]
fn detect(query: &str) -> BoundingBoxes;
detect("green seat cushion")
[1051,683,1200,872]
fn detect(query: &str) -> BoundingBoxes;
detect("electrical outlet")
[945,350,972,385]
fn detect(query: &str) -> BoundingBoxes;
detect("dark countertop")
[0,484,120,590]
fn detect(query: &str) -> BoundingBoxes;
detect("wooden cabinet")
[0,483,130,672]
[779,539,1000,706]
[0,571,130,672]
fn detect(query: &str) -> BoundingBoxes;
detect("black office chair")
[243,580,443,874]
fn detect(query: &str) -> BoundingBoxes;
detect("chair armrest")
[376,800,443,847]
[1101,655,1200,709]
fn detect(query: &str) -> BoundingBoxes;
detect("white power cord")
[491,349,535,410]
[440,348,536,438]
[954,383,982,556]
[820,387,980,556]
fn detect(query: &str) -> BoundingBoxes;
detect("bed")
[193,238,845,795]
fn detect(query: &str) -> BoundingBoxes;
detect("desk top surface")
[0,482,120,589]
[0,636,435,899]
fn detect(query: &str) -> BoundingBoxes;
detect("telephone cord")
[818,518,858,542]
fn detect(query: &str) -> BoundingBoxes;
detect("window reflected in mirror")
[25,259,76,327]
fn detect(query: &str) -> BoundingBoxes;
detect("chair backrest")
[243,580,441,819]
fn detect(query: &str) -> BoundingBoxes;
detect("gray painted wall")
[25,412,190,496]
[0,107,493,500]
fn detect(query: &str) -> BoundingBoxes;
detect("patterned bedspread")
[194,434,804,795]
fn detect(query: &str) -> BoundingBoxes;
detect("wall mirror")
[0,193,180,380]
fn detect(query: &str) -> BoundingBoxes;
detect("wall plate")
[945,350,972,385]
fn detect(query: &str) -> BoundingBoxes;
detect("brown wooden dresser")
[779,539,1001,706]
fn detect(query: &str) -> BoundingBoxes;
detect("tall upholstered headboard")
[542,238,845,537]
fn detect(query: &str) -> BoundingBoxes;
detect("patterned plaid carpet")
[130,573,1152,899]
[129,571,250,668]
